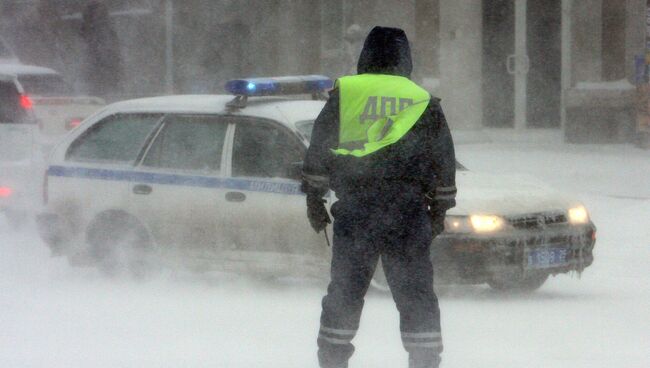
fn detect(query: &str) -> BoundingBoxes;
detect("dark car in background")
[0,72,41,225]
[0,64,104,149]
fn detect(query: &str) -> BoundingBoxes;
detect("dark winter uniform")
[302,27,456,368]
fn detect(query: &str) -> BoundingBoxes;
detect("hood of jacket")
[357,26,413,78]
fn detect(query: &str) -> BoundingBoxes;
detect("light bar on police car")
[225,75,333,97]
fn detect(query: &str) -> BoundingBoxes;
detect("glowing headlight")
[568,206,589,224]
[470,215,505,233]
[444,216,473,233]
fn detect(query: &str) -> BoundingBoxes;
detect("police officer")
[301,26,457,368]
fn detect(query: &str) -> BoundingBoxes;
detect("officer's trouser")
[317,198,442,368]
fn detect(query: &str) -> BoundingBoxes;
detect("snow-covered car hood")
[448,170,581,216]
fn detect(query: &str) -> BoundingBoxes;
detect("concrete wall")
[438,0,482,130]
[571,0,603,83]
[275,0,322,76]
[350,0,416,36]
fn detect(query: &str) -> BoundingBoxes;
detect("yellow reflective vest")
[334,74,430,157]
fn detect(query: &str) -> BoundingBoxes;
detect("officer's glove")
[306,195,331,233]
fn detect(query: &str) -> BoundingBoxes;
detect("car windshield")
[0,80,26,124]
[18,74,73,96]
[295,119,315,140]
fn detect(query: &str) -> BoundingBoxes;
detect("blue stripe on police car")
[47,165,303,196]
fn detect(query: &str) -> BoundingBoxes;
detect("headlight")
[568,205,589,224]
[445,215,506,233]
[445,216,473,233]
[470,215,506,233]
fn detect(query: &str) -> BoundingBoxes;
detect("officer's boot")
[408,351,441,368]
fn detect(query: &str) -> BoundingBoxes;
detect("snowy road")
[1,140,649,368]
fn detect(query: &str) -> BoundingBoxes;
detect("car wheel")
[487,271,549,292]
[86,212,156,278]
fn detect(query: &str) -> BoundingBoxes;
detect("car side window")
[142,115,228,173]
[66,113,161,164]
[232,120,304,179]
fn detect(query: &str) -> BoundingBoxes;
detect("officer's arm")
[301,89,340,198]
[427,100,457,214]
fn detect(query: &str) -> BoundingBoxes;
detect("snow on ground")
[1,138,649,368]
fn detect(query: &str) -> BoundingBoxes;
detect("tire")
[487,271,549,292]
[86,212,155,278]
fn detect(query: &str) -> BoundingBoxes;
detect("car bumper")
[431,222,596,284]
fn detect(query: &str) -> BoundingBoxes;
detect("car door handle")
[225,191,246,202]
[133,184,152,195]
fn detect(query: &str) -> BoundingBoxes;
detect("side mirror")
[289,161,303,181]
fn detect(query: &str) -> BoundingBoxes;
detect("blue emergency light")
[225,75,333,97]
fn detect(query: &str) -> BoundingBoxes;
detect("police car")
[434,166,595,291]
[37,76,331,276]
[36,75,595,290]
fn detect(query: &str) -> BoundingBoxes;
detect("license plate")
[527,248,569,269]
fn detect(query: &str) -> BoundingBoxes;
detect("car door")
[50,113,162,234]
[127,114,231,262]
[222,116,329,275]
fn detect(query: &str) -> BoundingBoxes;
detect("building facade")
[1,0,643,137]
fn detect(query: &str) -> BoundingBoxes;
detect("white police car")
[37,75,595,290]
[37,76,333,276]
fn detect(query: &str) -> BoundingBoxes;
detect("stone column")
[414,0,440,80]
[439,0,483,129]
[571,0,603,83]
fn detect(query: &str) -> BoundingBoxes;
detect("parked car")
[0,63,104,148]
[432,163,595,291]
[36,75,595,290]
[0,73,41,225]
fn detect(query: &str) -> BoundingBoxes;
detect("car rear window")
[18,74,73,96]
[66,114,162,164]
[0,80,23,124]
[142,115,228,173]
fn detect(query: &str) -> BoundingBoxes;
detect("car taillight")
[66,118,83,130]
[43,171,48,205]
[0,186,13,198]
[20,94,33,110]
